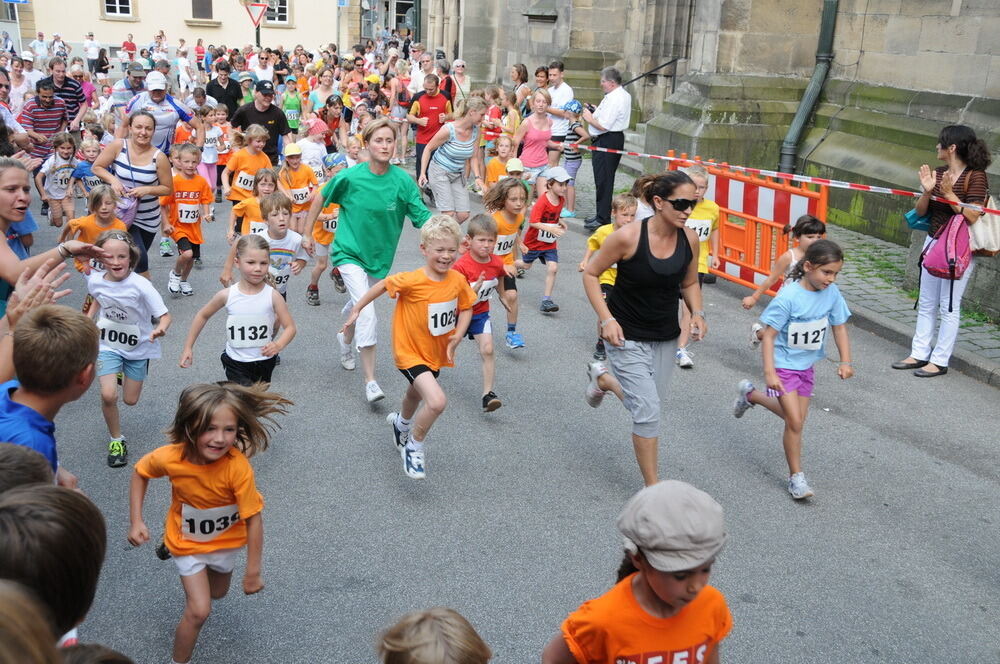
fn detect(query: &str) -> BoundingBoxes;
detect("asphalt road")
[34,191,999,663]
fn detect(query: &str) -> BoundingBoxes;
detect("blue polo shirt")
[0,379,58,472]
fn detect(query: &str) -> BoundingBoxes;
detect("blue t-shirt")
[0,215,39,316]
[760,281,851,370]
[71,160,103,192]
[0,379,58,472]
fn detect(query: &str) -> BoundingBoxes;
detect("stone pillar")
[458,0,498,84]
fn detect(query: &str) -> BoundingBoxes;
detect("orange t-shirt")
[561,575,732,664]
[216,122,233,166]
[279,164,319,213]
[161,173,213,245]
[385,268,476,371]
[311,201,339,246]
[485,157,509,188]
[173,122,194,146]
[491,210,524,265]
[226,148,272,202]
[233,196,267,236]
[65,214,127,271]
[297,78,310,97]
[134,443,264,557]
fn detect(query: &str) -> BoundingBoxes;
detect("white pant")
[910,236,974,366]
[338,262,378,348]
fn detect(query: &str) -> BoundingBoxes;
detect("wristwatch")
[692,310,707,319]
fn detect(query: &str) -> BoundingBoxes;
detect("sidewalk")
[563,159,1000,388]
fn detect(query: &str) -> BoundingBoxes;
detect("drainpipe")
[778,0,838,174]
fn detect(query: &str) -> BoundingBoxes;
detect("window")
[266,0,289,24]
[3,3,17,22]
[104,0,132,16]
[192,0,212,19]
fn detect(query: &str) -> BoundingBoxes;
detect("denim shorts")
[523,248,558,264]
[97,350,149,381]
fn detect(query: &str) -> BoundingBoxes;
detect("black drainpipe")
[778,0,839,174]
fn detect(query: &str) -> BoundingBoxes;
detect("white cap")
[145,71,167,91]
[20,51,33,61]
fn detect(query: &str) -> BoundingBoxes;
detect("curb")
[564,216,1000,389]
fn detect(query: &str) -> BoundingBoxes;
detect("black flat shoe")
[892,359,929,370]
[914,364,948,377]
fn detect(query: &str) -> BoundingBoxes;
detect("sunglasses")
[666,198,698,212]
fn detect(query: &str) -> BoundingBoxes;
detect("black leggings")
[129,225,157,273]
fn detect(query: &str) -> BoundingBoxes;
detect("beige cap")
[616,480,726,572]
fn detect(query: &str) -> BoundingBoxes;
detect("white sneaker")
[167,270,181,295]
[733,379,755,418]
[585,361,609,408]
[366,380,385,403]
[788,472,814,500]
[179,280,193,296]
[402,446,425,479]
[675,347,694,368]
[750,322,764,348]
[386,411,408,449]
[337,332,355,370]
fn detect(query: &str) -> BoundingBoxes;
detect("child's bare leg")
[207,568,232,600]
[98,374,121,439]
[310,252,328,287]
[358,345,376,384]
[632,433,658,487]
[176,248,194,280]
[173,570,216,664]
[409,372,447,442]
[476,333,494,394]
[543,260,558,298]
[747,388,785,417]
[504,289,519,327]
[779,394,811,475]
[121,377,144,407]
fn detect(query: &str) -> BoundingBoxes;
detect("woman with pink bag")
[893,125,990,377]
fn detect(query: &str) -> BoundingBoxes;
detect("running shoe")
[179,280,193,296]
[402,446,426,479]
[167,270,182,295]
[159,238,173,257]
[193,257,203,269]
[787,472,815,500]
[366,380,385,403]
[331,268,346,293]
[482,391,502,412]
[593,341,607,362]
[386,411,409,449]
[40,201,49,216]
[306,285,320,306]
[586,361,609,408]
[733,379,755,419]
[116,371,123,386]
[155,538,172,560]
[540,299,559,313]
[215,191,223,203]
[675,346,694,368]
[505,331,525,349]
[107,438,128,468]
[749,322,764,348]
[337,332,355,370]
[516,267,525,279]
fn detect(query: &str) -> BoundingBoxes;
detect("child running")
[484,134,514,193]
[483,177,528,349]
[733,239,853,500]
[222,124,272,206]
[305,152,347,306]
[277,143,319,235]
[578,193,637,361]
[342,215,476,480]
[516,165,571,313]
[128,382,291,664]
[451,214,510,412]
[60,185,127,274]
[213,106,233,202]
[181,234,297,386]
[229,168,279,242]
[87,230,171,468]
[35,133,79,228]
[196,105,222,200]
[162,144,213,297]
[541,480,732,664]
[68,139,104,199]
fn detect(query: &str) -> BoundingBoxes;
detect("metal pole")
[256,24,261,48]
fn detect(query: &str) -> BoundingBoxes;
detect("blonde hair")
[420,214,462,246]
[378,608,491,664]
[454,97,487,119]
[87,184,117,212]
[611,193,638,213]
[531,88,551,105]
[495,134,514,150]
[243,123,270,143]
[50,132,77,151]
[80,138,101,153]
[259,191,292,219]
[361,117,395,147]
[176,142,202,160]
[679,164,709,182]
[13,305,98,394]
[235,233,270,258]
[165,382,292,459]
[252,168,278,196]
[94,229,140,270]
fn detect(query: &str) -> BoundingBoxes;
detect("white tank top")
[224,283,276,363]
[783,248,802,280]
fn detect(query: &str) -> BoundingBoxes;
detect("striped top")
[18,97,68,159]
[111,141,164,233]
[42,76,87,121]
[431,122,479,173]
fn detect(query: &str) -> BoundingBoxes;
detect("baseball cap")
[125,62,146,77]
[145,71,167,91]
[283,142,302,156]
[505,158,524,173]
[562,99,583,114]
[255,80,275,94]
[238,71,254,82]
[285,74,297,82]
[20,51,34,62]
[323,152,348,169]
[70,64,84,74]
[545,166,572,183]
[616,480,726,573]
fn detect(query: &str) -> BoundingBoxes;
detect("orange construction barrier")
[668,151,828,294]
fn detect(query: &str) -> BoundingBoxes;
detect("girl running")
[87,230,171,468]
[128,381,291,664]
[483,177,528,349]
[60,185,127,274]
[733,239,853,500]
[181,233,297,386]
[228,168,278,244]
[222,124,271,206]
[306,153,348,305]
[35,133,79,228]
[277,143,319,234]
[196,105,223,195]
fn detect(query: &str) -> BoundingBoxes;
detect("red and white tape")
[566,143,1000,216]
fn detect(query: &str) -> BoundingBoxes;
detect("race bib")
[53,172,71,189]
[494,233,516,255]
[476,278,498,305]
[83,175,103,191]
[427,299,457,336]
[204,134,219,148]
[788,317,828,351]
[177,203,200,223]
[97,317,141,351]
[686,218,712,242]
[248,221,268,235]
[269,264,291,290]
[290,187,309,204]
[235,170,255,191]
[311,166,324,181]
[285,108,300,123]
[536,228,559,244]
[226,313,271,348]
[322,216,338,233]
[181,503,240,542]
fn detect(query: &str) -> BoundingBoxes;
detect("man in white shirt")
[545,60,574,171]
[28,33,49,70]
[21,52,45,88]
[83,32,101,75]
[582,67,632,231]
[408,43,431,95]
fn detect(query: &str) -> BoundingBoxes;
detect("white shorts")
[173,547,240,577]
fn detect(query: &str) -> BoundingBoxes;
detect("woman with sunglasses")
[581,170,707,487]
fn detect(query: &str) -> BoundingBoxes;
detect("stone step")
[618,153,646,178]
[560,50,619,72]
[679,73,808,103]
[812,103,939,151]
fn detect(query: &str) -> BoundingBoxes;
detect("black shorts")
[503,275,517,292]
[600,283,613,299]
[698,272,705,287]
[399,364,439,384]
[221,352,277,386]
[176,237,200,253]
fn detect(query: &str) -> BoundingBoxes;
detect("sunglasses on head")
[666,198,698,212]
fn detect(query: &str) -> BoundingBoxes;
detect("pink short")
[766,367,815,398]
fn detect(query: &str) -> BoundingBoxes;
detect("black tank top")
[607,219,693,341]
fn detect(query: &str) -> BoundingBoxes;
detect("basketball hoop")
[238,0,269,28]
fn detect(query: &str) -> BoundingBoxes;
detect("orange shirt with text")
[226,148,272,202]
[161,173,213,245]
[65,214,127,271]
[279,164,319,213]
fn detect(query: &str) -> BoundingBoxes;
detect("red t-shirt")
[121,41,136,61]
[482,104,502,142]
[523,192,564,251]
[410,90,452,145]
[451,250,506,315]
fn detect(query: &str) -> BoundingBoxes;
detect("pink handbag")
[918,213,972,311]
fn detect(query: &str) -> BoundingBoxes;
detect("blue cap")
[562,99,583,114]
[323,152,348,169]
